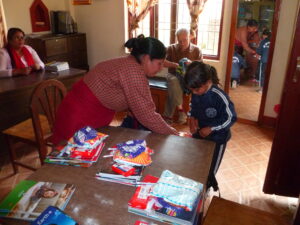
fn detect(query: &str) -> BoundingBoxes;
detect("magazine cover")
[31,206,78,225]
[0,180,75,221]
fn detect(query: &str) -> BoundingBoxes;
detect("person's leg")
[260,63,267,88]
[164,73,183,119]
[207,142,227,191]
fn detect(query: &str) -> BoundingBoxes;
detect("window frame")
[127,0,225,60]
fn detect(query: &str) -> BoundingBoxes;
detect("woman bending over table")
[52,36,178,145]
[0,27,44,78]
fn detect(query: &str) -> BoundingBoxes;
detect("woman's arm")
[25,45,45,70]
[0,48,13,77]
[121,71,178,135]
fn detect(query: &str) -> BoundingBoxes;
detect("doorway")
[225,0,278,123]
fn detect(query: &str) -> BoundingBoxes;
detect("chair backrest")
[30,79,67,148]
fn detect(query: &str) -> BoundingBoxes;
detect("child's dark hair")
[124,35,166,64]
[262,29,271,38]
[184,61,220,89]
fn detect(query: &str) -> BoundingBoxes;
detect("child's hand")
[199,127,212,138]
[189,117,199,133]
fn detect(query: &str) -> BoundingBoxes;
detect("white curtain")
[186,0,208,39]
[0,0,7,48]
[126,0,158,37]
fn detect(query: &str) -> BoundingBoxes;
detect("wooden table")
[2,127,215,225]
[203,197,287,225]
[0,68,86,150]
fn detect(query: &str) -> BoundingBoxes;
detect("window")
[131,0,224,60]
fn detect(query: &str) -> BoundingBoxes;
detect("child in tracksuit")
[184,62,237,192]
[256,29,271,92]
[231,46,246,88]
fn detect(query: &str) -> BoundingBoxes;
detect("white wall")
[264,0,299,117]
[2,0,69,34]
[72,0,126,67]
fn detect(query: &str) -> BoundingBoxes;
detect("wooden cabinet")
[25,33,89,70]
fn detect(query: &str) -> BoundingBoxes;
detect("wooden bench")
[148,77,190,118]
[203,196,287,225]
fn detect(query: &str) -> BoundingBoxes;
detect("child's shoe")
[232,80,237,89]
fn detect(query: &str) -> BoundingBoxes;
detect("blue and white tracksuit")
[190,85,237,190]
[256,38,270,87]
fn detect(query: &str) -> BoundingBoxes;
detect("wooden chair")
[2,79,67,173]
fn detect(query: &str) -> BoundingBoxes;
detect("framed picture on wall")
[73,0,92,5]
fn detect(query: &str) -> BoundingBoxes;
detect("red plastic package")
[111,163,136,177]
[128,175,159,209]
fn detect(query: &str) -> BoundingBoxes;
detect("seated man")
[163,28,203,124]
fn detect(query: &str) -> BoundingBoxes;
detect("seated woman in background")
[0,27,44,78]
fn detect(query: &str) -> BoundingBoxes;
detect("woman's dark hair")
[5,27,26,68]
[184,61,220,89]
[124,35,166,64]
[6,27,25,42]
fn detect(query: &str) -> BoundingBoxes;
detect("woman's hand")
[199,127,212,138]
[189,117,199,134]
[12,67,32,76]
[32,63,41,71]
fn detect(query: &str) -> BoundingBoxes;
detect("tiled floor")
[0,113,297,224]
[229,80,262,121]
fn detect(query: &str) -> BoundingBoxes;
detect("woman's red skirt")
[52,79,115,145]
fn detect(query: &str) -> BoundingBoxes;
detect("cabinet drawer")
[45,38,68,57]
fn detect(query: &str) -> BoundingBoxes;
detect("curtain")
[0,0,6,48]
[186,0,208,39]
[126,0,157,37]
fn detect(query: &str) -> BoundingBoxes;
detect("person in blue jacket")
[256,29,271,92]
[231,46,246,88]
[184,61,237,192]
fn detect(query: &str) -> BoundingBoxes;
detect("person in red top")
[0,27,44,77]
[52,36,178,145]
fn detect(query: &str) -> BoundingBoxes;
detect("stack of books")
[0,180,75,222]
[45,126,108,167]
[95,164,145,186]
[128,171,204,225]
[45,61,69,72]
[96,139,153,186]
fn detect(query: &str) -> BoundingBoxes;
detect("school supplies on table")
[45,126,107,167]
[45,61,69,72]
[96,139,153,186]
[31,206,78,225]
[0,180,75,221]
[128,171,204,225]
[96,163,145,186]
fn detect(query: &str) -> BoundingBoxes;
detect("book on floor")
[0,180,75,221]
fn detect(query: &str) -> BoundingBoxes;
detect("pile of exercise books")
[0,180,75,222]
[128,170,203,225]
[45,126,108,167]
[45,61,69,72]
[96,139,153,186]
